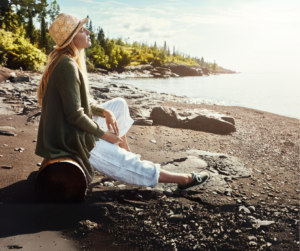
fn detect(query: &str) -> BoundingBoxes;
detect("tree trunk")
[34,157,88,204]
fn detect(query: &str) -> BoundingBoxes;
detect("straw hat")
[49,13,89,49]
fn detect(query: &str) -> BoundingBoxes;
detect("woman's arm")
[55,59,105,138]
[89,99,106,118]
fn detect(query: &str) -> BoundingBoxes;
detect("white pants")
[89,97,161,188]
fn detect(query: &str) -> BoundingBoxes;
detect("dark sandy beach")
[0,68,299,250]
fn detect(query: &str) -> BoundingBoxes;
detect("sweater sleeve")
[55,59,106,139]
[89,98,106,118]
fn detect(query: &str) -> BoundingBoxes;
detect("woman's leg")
[119,134,131,152]
[92,97,133,152]
[158,170,193,185]
[90,97,193,188]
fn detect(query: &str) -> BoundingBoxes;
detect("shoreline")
[109,75,300,121]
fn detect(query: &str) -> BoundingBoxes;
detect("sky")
[38,0,300,73]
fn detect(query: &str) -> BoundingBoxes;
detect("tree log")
[34,157,88,204]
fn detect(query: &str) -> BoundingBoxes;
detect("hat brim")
[53,17,89,50]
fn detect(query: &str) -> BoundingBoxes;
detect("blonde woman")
[35,13,209,193]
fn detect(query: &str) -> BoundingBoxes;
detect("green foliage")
[118,48,131,67]
[86,57,95,72]
[0,27,47,70]
[87,43,107,68]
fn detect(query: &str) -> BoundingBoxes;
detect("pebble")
[37,163,41,166]
[239,206,251,214]
[248,236,257,241]
[249,241,257,246]
[150,140,156,143]
[1,165,12,169]
[117,184,126,188]
[104,181,114,187]
[248,206,255,212]
[100,196,106,201]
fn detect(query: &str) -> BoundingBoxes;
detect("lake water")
[113,72,300,119]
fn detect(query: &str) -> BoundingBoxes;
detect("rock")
[188,150,251,178]
[248,206,255,212]
[248,216,275,229]
[78,220,98,233]
[150,140,156,143]
[165,63,204,76]
[248,236,257,241]
[133,119,153,126]
[0,130,16,136]
[117,184,126,188]
[104,181,114,187]
[7,245,23,249]
[239,206,251,214]
[125,94,146,99]
[167,214,184,222]
[249,241,257,246]
[150,106,236,134]
[1,165,12,169]
[129,105,151,120]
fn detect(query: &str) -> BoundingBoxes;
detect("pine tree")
[173,45,175,56]
[154,41,157,48]
[164,41,167,52]
[48,0,60,23]
[0,4,19,33]
[26,7,35,44]
[98,27,105,47]
[89,19,93,32]
[201,57,204,66]
[167,46,170,56]
[39,14,47,51]
[85,16,89,29]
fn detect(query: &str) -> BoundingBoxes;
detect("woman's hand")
[101,131,123,145]
[104,108,119,136]
[100,108,123,145]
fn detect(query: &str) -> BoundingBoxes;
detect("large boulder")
[150,106,236,135]
[164,63,203,76]
[156,150,251,193]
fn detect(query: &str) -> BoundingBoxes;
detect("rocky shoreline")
[0,66,299,250]
[91,62,236,79]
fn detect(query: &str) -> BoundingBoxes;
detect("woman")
[35,13,209,192]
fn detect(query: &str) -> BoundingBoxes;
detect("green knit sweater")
[35,55,106,184]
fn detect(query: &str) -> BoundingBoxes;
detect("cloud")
[78,0,131,6]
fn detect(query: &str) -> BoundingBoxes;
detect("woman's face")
[73,26,91,51]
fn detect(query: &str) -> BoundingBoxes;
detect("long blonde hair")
[37,40,93,107]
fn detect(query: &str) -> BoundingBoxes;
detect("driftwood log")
[34,157,88,204]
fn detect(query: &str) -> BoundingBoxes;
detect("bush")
[86,57,95,73]
[0,27,47,71]
[88,44,107,69]
[118,48,131,67]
